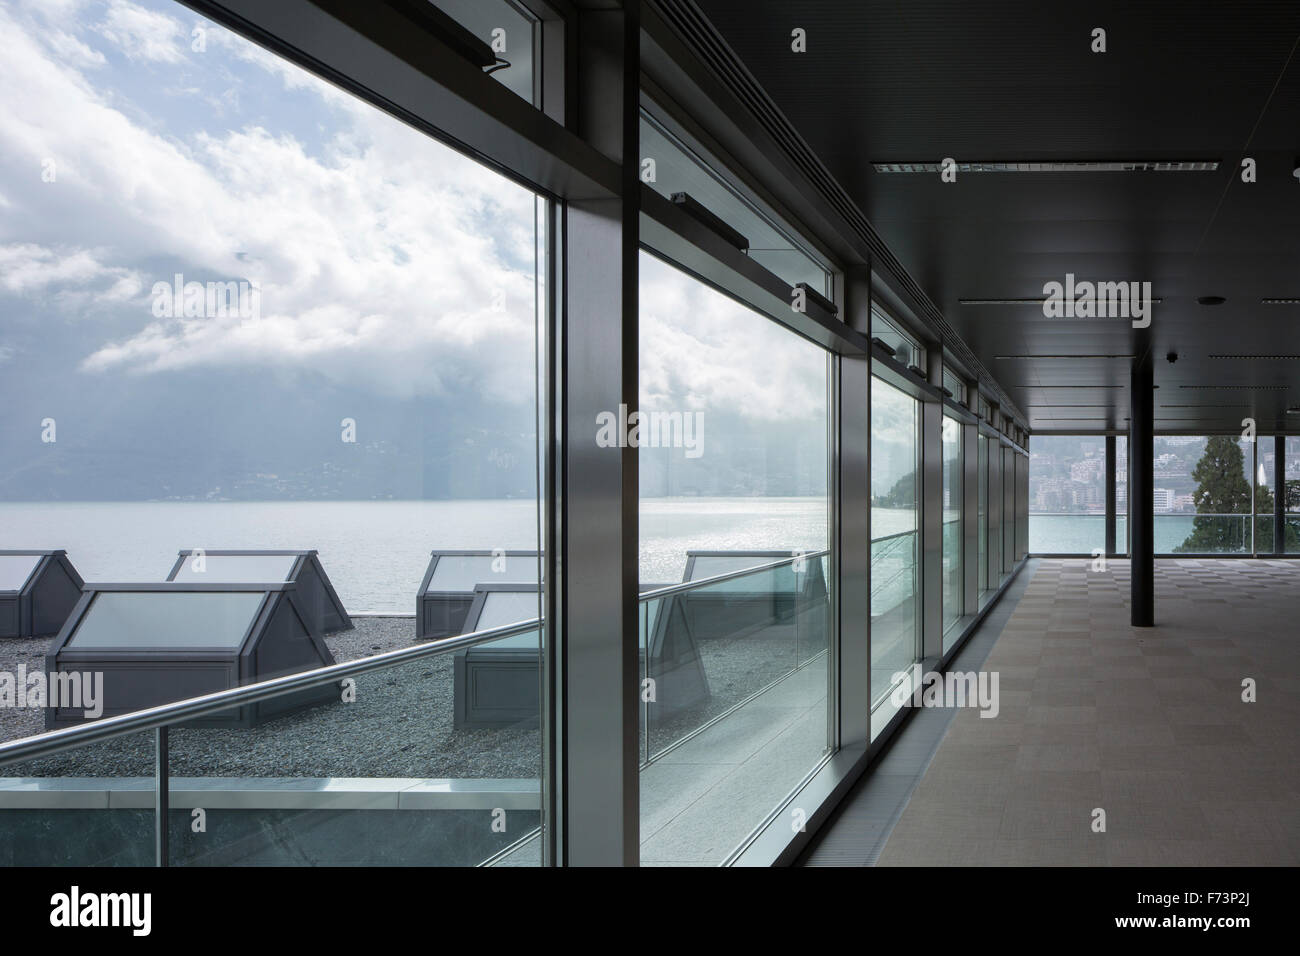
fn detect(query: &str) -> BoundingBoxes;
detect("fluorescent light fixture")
[1208,354,1300,360]
[875,160,1219,173]
[1178,385,1288,390]
[996,354,1134,360]
[1261,298,1300,305]
[962,297,1162,306]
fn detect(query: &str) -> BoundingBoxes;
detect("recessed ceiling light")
[1197,296,1226,305]
[874,161,1219,173]
[1260,298,1300,305]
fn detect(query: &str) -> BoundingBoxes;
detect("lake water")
[1028,514,1255,554]
[0,498,828,613]
[2,502,1251,616]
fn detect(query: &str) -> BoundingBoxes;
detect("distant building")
[1153,488,1175,512]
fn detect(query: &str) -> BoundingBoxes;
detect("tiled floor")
[855,559,1300,866]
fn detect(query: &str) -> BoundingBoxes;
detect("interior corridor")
[806,559,1300,866]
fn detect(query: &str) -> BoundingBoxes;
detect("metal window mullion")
[553,2,640,867]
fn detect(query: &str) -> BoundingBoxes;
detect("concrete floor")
[823,559,1300,866]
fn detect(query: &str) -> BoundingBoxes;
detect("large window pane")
[1028,436,1106,553]
[870,377,920,724]
[0,0,546,866]
[1158,437,1253,554]
[637,252,830,865]
[941,415,963,646]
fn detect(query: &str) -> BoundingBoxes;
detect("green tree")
[1174,438,1300,552]
[1174,437,1250,553]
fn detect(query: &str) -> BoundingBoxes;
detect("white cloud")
[639,253,826,423]
[0,0,539,402]
[0,242,140,296]
[95,0,187,63]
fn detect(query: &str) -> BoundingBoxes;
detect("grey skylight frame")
[45,582,337,730]
[416,549,541,640]
[166,549,353,634]
[453,582,542,730]
[0,550,84,640]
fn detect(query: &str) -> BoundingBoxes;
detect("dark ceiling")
[694,0,1300,433]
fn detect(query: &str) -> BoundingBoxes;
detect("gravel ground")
[2,613,821,779]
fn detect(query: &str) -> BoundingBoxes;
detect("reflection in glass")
[941,415,963,645]
[637,252,830,865]
[870,377,919,713]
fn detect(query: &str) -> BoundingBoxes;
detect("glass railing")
[0,620,545,867]
[1,551,834,867]
[638,552,830,763]
[1030,512,1270,554]
[870,530,918,709]
[1028,513,1106,554]
[1155,513,1252,554]
[941,517,962,642]
[637,551,832,864]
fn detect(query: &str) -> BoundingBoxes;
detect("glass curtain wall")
[978,433,989,599]
[1028,436,1106,554]
[870,377,921,728]
[941,415,963,644]
[637,252,831,865]
[1002,445,1016,576]
[0,0,547,866]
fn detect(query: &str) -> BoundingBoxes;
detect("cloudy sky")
[0,0,834,501]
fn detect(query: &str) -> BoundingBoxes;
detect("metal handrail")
[869,528,915,546]
[0,618,541,768]
[1029,511,1253,517]
[637,549,830,601]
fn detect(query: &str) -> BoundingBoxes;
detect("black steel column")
[1130,352,1154,626]
[1275,434,1285,554]
[1105,435,1117,556]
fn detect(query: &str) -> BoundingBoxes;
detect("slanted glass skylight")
[67,591,265,649]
